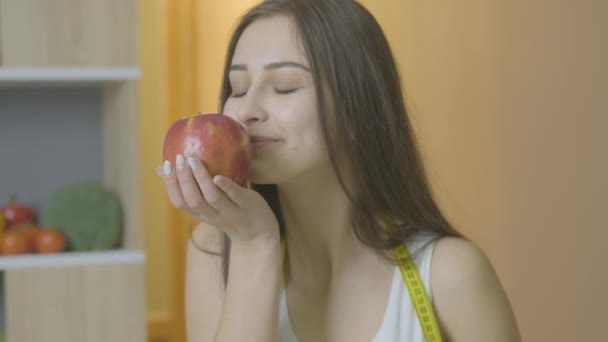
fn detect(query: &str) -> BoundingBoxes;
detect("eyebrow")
[229,61,310,72]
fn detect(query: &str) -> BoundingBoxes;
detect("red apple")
[163,113,252,185]
[1,194,37,229]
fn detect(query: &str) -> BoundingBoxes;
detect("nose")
[233,96,268,126]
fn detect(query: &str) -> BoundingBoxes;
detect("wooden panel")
[5,263,146,342]
[103,81,142,250]
[0,0,137,66]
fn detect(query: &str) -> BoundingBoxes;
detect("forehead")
[231,15,307,65]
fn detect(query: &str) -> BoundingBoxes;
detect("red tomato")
[12,224,41,253]
[0,231,29,255]
[35,229,66,254]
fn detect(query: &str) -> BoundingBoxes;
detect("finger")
[175,155,219,215]
[160,160,188,210]
[187,157,238,211]
[213,175,247,207]
[155,165,164,177]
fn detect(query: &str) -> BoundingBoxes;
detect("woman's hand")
[156,154,279,244]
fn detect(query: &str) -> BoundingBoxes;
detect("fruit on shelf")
[163,113,252,186]
[1,193,37,229]
[34,229,66,254]
[11,223,40,253]
[0,231,29,255]
[41,180,123,251]
[0,222,67,255]
[0,211,5,233]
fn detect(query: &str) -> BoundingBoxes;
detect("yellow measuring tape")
[280,219,442,341]
[385,216,443,342]
[393,243,443,341]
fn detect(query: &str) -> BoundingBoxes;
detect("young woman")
[157,0,521,341]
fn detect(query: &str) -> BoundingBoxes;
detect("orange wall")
[139,0,169,313]
[193,0,260,112]
[360,0,607,340]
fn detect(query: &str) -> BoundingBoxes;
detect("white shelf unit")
[0,250,145,271]
[0,67,140,84]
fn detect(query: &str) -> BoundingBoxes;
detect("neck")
[277,166,363,290]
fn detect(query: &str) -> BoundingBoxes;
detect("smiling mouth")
[250,136,280,150]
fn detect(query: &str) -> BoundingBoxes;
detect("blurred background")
[0,0,606,341]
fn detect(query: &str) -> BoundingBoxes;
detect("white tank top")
[278,234,438,342]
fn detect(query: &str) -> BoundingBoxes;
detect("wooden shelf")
[0,250,144,271]
[0,67,140,86]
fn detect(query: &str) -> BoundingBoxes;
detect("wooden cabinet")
[0,1,146,341]
[1,252,145,342]
[0,0,137,66]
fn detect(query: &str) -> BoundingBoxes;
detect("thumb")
[213,175,247,206]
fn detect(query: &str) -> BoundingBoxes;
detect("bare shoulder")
[431,237,494,289]
[430,236,522,342]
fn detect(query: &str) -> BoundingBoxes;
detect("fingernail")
[213,176,226,186]
[176,154,185,170]
[163,160,173,176]
[187,157,198,170]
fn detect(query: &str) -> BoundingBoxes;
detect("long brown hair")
[212,0,463,277]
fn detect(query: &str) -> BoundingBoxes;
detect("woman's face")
[223,15,330,185]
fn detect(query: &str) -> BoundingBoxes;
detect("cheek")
[278,97,322,140]
[284,90,325,150]
[281,88,319,128]
[282,109,327,161]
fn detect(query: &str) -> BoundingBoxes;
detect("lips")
[249,135,280,151]
[249,135,279,143]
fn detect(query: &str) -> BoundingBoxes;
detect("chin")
[248,169,283,185]
[248,159,306,186]
[247,160,281,185]
[247,148,333,186]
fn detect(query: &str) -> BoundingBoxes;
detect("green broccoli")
[41,180,123,251]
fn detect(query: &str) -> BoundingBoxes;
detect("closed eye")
[231,88,297,98]
[274,88,297,95]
